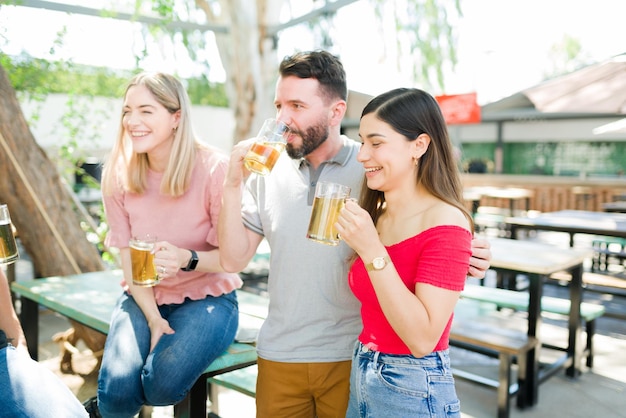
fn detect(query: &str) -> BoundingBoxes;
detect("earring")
[413,156,419,166]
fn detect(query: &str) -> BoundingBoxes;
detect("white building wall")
[450,117,626,144]
[18,94,236,159]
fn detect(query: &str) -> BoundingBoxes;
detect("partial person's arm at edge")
[0,269,28,353]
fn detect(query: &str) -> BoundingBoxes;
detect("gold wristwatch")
[365,256,390,272]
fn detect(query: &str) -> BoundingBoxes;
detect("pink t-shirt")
[348,225,471,355]
[103,147,242,305]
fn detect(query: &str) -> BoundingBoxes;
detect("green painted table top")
[11,269,269,375]
[11,270,123,334]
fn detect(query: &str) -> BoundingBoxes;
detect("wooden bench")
[207,364,258,416]
[450,301,538,418]
[10,270,267,418]
[580,271,626,294]
[205,288,271,411]
[550,270,626,319]
[208,364,257,397]
[473,206,510,236]
[460,284,606,368]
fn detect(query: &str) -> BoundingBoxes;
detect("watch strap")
[181,249,198,271]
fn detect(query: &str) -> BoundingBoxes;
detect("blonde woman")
[83,72,242,417]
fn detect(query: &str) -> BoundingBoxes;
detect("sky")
[1,0,625,105]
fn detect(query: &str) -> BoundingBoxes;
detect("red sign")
[435,92,481,124]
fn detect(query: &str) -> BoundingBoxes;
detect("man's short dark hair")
[279,50,347,102]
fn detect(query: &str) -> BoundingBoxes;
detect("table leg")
[471,200,480,218]
[566,264,583,377]
[173,374,207,418]
[522,273,542,407]
[7,262,16,304]
[19,297,39,360]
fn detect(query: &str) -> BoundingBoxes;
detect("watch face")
[373,257,385,269]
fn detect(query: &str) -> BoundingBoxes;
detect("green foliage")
[149,0,176,18]
[1,53,131,97]
[0,53,228,106]
[546,35,590,79]
[186,76,228,106]
[372,0,462,91]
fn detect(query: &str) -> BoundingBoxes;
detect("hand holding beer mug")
[306,182,351,246]
[0,204,19,265]
[243,118,289,175]
[130,234,160,287]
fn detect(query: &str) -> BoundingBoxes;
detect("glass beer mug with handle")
[306,182,351,246]
[243,118,289,176]
[129,234,160,287]
[0,204,19,265]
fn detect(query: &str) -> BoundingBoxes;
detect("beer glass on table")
[306,182,351,246]
[129,234,160,287]
[243,118,289,176]
[0,204,19,265]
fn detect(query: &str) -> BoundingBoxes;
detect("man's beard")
[286,121,329,159]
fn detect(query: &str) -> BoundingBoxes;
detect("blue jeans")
[346,342,461,418]
[0,337,87,417]
[97,291,238,418]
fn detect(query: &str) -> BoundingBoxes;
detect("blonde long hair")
[101,72,199,197]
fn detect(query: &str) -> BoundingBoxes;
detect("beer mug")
[0,204,19,265]
[243,118,289,176]
[129,234,160,287]
[306,182,351,246]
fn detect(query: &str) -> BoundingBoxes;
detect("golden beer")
[130,237,159,287]
[244,141,286,176]
[306,196,346,246]
[0,221,19,265]
[243,118,289,176]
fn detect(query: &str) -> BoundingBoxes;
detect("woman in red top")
[337,88,473,417]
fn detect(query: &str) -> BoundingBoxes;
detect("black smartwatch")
[181,249,198,271]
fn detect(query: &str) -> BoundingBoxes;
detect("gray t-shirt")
[241,136,364,362]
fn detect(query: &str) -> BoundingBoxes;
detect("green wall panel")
[460,141,626,177]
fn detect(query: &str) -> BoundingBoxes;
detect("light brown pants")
[255,357,351,418]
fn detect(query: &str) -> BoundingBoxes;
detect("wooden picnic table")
[10,269,266,418]
[486,237,592,407]
[463,189,482,217]
[602,201,626,213]
[465,186,534,215]
[506,210,626,247]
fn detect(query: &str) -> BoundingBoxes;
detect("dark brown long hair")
[359,88,474,231]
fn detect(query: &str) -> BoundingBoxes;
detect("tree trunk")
[0,63,106,371]
[199,0,282,143]
[0,64,105,277]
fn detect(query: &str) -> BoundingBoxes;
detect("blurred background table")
[506,210,626,247]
